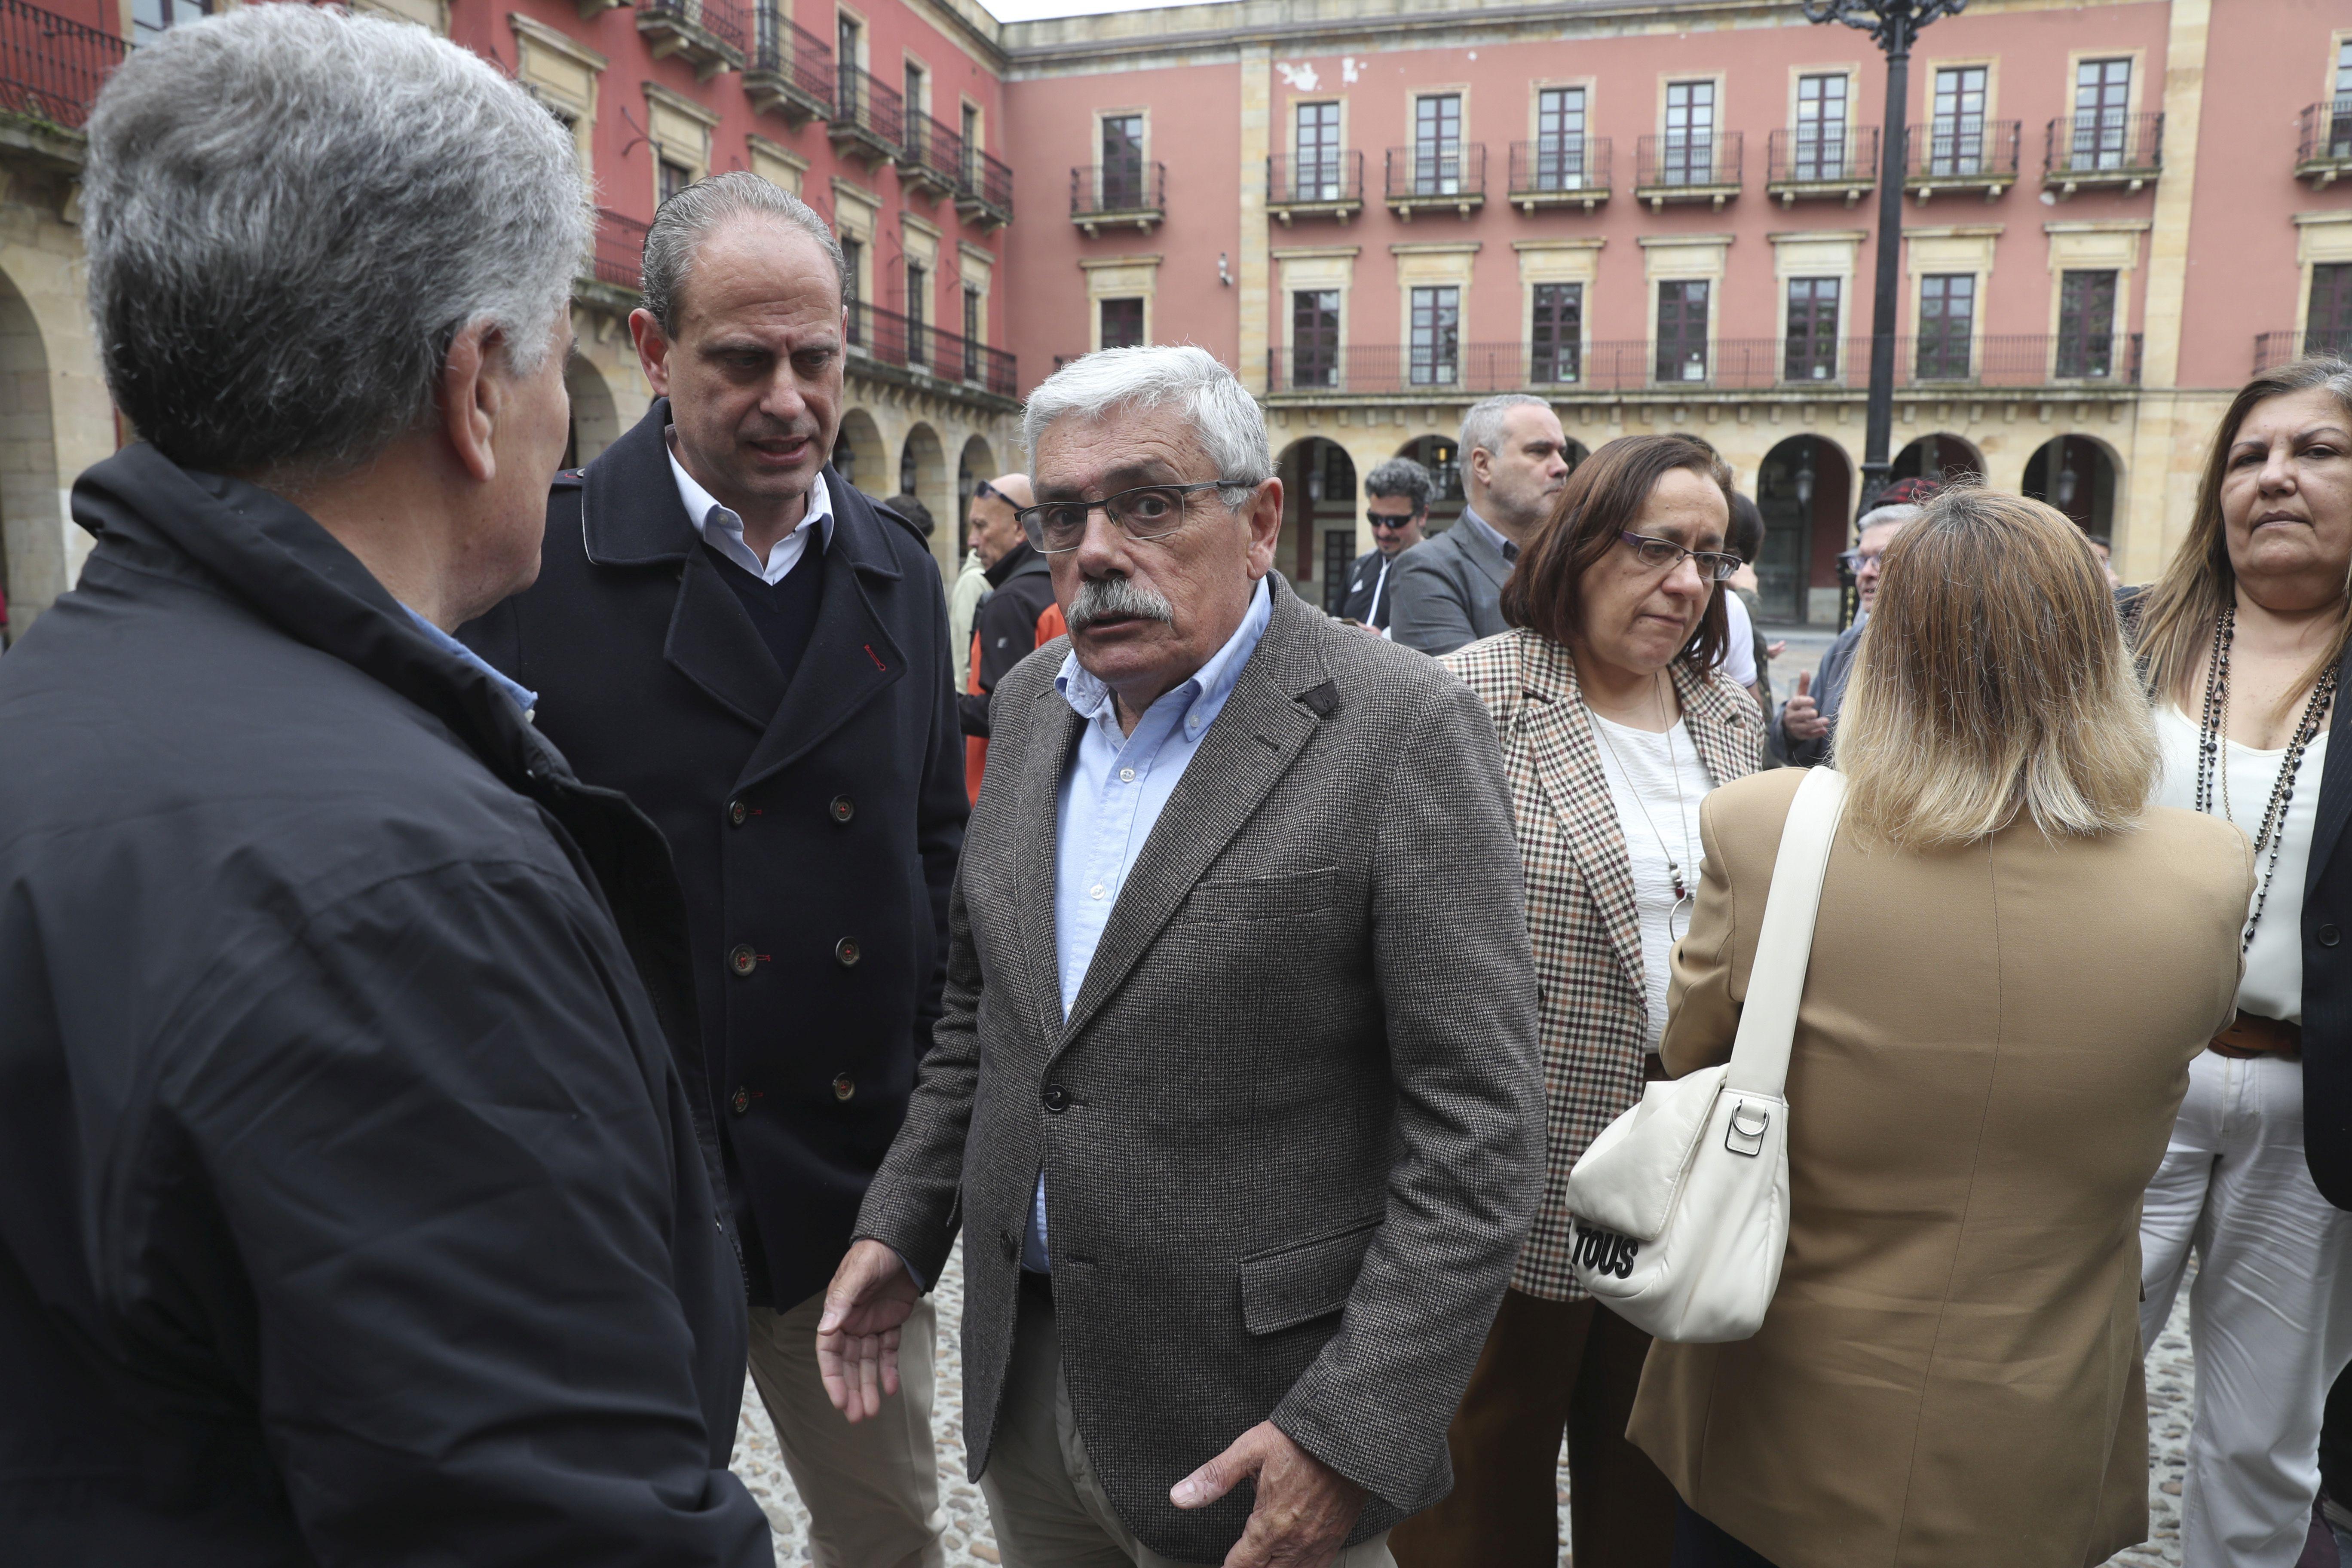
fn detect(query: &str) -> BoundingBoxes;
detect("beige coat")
[1629,768,2252,1568]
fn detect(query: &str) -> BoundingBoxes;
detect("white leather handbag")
[1561,766,1848,1344]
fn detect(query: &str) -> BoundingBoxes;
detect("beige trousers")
[980,1283,1396,1568]
[746,1288,946,1568]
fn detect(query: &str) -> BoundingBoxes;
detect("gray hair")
[1363,456,1436,512]
[1022,346,1272,498]
[1857,502,1924,536]
[82,4,588,478]
[642,172,845,338]
[1460,393,1555,460]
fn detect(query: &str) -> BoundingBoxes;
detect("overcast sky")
[980,0,1172,22]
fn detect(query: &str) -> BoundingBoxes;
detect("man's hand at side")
[1172,1420,1366,1568]
[816,1237,920,1423]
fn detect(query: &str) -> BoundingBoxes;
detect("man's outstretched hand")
[816,1238,920,1423]
[1172,1420,1366,1568]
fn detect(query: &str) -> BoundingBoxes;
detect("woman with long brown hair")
[2130,355,2352,1568]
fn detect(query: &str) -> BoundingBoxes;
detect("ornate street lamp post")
[1802,0,1967,543]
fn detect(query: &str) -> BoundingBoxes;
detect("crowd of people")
[6,10,2352,1568]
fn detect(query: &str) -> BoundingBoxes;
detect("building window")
[1929,66,1989,175]
[1531,282,1582,384]
[658,158,693,205]
[1101,113,1145,209]
[1535,87,1588,190]
[2332,40,2351,159]
[1413,94,1463,196]
[1663,80,1717,186]
[836,14,862,117]
[2055,269,2119,379]
[1656,279,1710,382]
[132,0,207,45]
[1916,273,1976,380]
[1409,285,1460,385]
[1794,73,1849,180]
[1292,290,1340,389]
[902,61,928,159]
[2309,263,2352,358]
[2071,58,2132,170]
[1099,297,1145,350]
[962,285,983,379]
[1296,102,1342,201]
[962,103,981,184]
[1784,277,1841,381]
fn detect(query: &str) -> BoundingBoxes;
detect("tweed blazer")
[1443,628,1763,1300]
[857,574,1546,1563]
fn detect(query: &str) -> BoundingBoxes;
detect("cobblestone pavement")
[731,1245,2197,1568]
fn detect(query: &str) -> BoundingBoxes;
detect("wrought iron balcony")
[1267,151,1365,223]
[0,0,124,132]
[1384,143,1485,219]
[1765,126,1877,205]
[744,9,831,126]
[2043,110,2162,195]
[588,207,649,296]
[2295,100,2352,189]
[1904,119,2021,201]
[636,0,746,81]
[828,66,902,167]
[1506,138,1611,212]
[900,111,963,199]
[1634,132,1743,210]
[2255,328,2352,373]
[846,300,1016,399]
[1070,161,1164,236]
[956,145,1014,229]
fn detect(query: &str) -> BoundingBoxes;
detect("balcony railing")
[637,0,746,79]
[900,110,964,196]
[744,9,831,124]
[1905,119,2022,198]
[1765,126,1877,203]
[591,208,649,294]
[1506,138,1611,211]
[2295,99,2352,187]
[1383,143,1486,218]
[0,0,124,131]
[1267,151,1365,219]
[1265,333,2143,395]
[957,144,1014,227]
[1634,132,1743,208]
[847,300,1015,398]
[828,66,901,165]
[2255,328,2352,373]
[1070,160,1164,234]
[2044,110,2162,193]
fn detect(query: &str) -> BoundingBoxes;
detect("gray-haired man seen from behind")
[1339,456,1434,634]
[817,345,1546,1568]
[1386,394,1573,656]
[0,9,769,1565]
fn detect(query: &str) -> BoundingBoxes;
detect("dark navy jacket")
[462,401,967,1307]
[2302,642,2352,1208]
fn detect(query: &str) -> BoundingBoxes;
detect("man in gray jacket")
[1387,394,1573,656]
[1775,501,1919,766]
[818,346,1545,1568]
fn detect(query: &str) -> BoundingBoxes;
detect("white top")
[2153,703,2327,1023]
[1720,591,1758,689]
[666,440,835,584]
[1589,714,1717,1047]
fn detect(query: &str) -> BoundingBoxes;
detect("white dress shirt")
[666,437,834,582]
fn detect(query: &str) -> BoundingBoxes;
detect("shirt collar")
[1056,576,1274,736]
[665,435,835,561]
[1458,505,1519,564]
[401,605,539,718]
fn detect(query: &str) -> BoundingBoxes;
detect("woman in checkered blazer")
[1389,434,1763,1568]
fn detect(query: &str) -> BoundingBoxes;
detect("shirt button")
[728,944,758,977]
[1119,767,1136,783]
[830,795,855,824]
[1089,883,1106,900]
[728,799,747,827]
[2323,924,2343,948]
[729,1086,750,1116]
[835,937,862,967]
[832,1074,857,1102]
[1043,1084,1071,1112]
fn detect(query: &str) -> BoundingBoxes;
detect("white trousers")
[2140,1050,2352,1568]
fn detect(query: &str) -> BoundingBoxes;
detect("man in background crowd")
[1340,456,1434,633]
[1776,496,1924,767]
[958,469,1057,803]
[950,478,1020,691]
[1389,394,1573,656]
[885,491,936,545]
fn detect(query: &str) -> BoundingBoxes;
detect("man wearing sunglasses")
[1340,457,1436,634]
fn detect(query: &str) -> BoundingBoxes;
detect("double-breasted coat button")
[2323,924,2343,948]
[1043,1084,1070,1112]
[833,1074,857,1102]
[729,1086,750,1116]
[728,799,748,827]
[835,937,861,967]
[829,795,855,824]
[728,943,758,976]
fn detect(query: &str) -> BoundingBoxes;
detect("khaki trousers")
[746,1288,946,1568]
[981,1280,1396,1568]
[1389,1289,1678,1568]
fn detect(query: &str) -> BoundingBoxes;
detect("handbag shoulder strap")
[1723,767,1849,1098]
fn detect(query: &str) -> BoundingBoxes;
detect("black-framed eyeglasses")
[1367,511,1421,531]
[1015,481,1243,554]
[1618,530,1743,582]
[1836,548,1887,573]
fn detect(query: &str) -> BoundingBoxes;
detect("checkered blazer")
[1443,629,1762,1300]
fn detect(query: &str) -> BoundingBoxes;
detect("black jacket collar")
[579,398,901,583]
[985,538,1048,587]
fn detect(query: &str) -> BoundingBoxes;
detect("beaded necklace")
[2194,602,2337,955]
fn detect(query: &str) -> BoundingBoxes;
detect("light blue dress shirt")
[402,606,538,717]
[1022,576,1274,1273]
[1456,504,1519,565]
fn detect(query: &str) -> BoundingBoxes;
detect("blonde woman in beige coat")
[1628,488,2254,1568]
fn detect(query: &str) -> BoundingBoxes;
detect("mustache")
[1066,576,1176,633]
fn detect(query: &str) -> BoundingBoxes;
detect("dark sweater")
[704,539,824,686]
